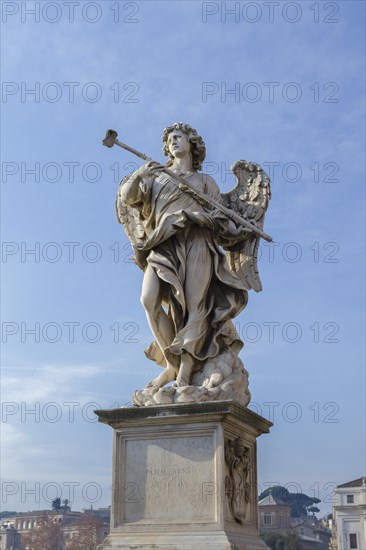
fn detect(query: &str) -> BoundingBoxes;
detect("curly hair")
[162,122,206,171]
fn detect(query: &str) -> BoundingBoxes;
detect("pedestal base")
[95,401,272,550]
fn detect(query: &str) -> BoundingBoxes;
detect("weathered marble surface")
[109,123,271,405]
[123,434,215,522]
[95,401,272,550]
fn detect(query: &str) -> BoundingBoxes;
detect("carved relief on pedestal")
[225,437,251,524]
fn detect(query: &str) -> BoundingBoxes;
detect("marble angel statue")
[106,122,271,406]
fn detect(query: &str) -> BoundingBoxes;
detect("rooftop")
[258,493,289,507]
[338,477,366,488]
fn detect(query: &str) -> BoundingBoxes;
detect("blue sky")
[1,1,365,516]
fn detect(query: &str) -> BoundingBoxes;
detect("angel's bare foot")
[146,366,176,391]
[175,353,194,386]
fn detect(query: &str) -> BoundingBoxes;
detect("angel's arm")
[120,161,164,205]
[119,171,142,205]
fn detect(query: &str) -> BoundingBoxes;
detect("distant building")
[291,517,332,550]
[0,507,110,549]
[258,491,292,533]
[331,476,366,550]
[12,509,81,531]
[258,490,331,550]
[0,523,21,550]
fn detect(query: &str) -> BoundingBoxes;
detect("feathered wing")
[220,160,271,292]
[115,174,149,271]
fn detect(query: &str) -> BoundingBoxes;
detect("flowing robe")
[127,170,249,369]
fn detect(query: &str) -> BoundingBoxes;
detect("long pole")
[103,130,272,242]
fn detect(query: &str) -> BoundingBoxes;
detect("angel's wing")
[115,174,148,271]
[220,160,271,292]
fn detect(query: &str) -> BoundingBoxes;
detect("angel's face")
[167,130,191,158]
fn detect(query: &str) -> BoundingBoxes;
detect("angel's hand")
[235,227,253,237]
[227,220,252,238]
[134,161,165,181]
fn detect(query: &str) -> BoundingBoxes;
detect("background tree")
[0,511,16,519]
[259,486,321,518]
[65,515,104,550]
[261,532,286,550]
[261,531,301,550]
[284,532,301,550]
[21,513,63,550]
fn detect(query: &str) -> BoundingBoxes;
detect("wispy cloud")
[2,363,104,403]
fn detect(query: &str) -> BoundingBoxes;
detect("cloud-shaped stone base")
[132,349,251,407]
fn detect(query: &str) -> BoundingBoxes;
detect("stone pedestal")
[95,401,272,550]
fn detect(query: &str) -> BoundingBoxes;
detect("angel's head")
[162,122,206,171]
